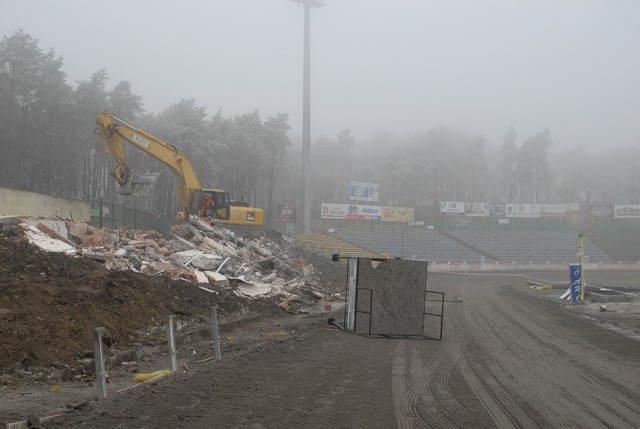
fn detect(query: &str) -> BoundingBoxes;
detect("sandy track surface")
[392,273,640,428]
[19,272,640,428]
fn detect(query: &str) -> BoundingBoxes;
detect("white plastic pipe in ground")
[211,306,222,360]
[168,316,177,372]
[93,327,107,399]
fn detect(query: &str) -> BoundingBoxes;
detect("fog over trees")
[1,30,638,225]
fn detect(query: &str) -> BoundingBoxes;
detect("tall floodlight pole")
[292,0,323,234]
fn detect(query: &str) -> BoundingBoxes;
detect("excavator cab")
[190,189,230,222]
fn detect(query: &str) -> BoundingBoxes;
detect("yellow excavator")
[95,111,263,226]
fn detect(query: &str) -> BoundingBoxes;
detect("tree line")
[1,30,638,228]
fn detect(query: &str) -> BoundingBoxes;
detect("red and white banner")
[320,203,349,219]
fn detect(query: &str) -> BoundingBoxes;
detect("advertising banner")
[322,203,414,222]
[320,203,349,219]
[381,207,415,222]
[346,204,381,221]
[349,182,379,202]
[540,204,567,217]
[588,205,613,218]
[569,263,582,304]
[465,202,490,217]
[277,204,296,222]
[440,201,465,214]
[614,205,640,219]
[506,204,541,218]
[490,203,506,217]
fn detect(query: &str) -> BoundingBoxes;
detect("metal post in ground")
[168,316,177,372]
[211,306,222,360]
[93,327,107,399]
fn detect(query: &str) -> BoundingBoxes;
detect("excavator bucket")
[118,172,161,196]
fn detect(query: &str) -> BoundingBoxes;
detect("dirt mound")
[0,234,277,372]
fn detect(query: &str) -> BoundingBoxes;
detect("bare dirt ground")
[2,231,640,428]
[0,231,348,426]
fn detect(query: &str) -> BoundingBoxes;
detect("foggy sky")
[3,0,639,150]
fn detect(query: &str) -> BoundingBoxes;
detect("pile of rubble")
[13,217,341,313]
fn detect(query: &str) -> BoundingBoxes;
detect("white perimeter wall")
[0,187,90,223]
[429,261,640,272]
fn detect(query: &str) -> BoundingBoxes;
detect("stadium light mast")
[291,0,323,234]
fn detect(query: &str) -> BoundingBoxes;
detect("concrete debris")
[8,217,333,313]
[204,271,230,288]
[23,224,77,255]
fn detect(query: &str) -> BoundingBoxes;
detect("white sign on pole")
[349,182,379,202]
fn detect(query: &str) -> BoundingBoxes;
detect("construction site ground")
[2,229,640,427]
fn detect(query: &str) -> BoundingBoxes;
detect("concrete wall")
[0,187,90,223]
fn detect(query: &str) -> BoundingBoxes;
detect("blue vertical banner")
[569,263,582,304]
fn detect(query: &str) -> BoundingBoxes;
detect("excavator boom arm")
[96,111,202,218]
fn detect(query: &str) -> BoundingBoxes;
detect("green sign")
[90,208,100,217]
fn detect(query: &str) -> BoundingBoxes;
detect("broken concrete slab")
[193,270,209,284]
[261,273,277,283]
[23,224,77,255]
[170,250,221,270]
[233,277,273,298]
[204,271,230,288]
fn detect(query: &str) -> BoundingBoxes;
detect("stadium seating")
[292,233,384,259]
[586,231,640,262]
[317,228,614,263]
[336,229,485,262]
[445,230,611,263]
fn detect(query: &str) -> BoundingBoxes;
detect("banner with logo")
[440,201,465,214]
[614,205,640,218]
[569,264,582,304]
[588,205,613,218]
[346,204,382,221]
[349,182,379,202]
[321,203,349,219]
[506,204,541,218]
[465,202,490,217]
[540,204,567,217]
[381,207,414,222]
[490,203,506,217]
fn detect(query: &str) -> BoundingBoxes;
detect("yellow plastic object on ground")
[133,369,172,383]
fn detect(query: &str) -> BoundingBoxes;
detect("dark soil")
[0,227,345,373]
[0,236,276,371]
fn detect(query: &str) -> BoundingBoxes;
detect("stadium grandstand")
[302,201,640,264]
[313,223,639,264]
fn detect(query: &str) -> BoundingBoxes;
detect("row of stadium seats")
[337,230,485,262]
[332,229,614,263]
[445,230,611,263]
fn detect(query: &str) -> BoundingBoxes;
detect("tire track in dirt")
[473,290,580,428]
[392,337,469,428]
[487,285,640,427]
[440,281,543,428]
[449,322,540,428]
[466,283,640,428]
[433,273,640,428]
